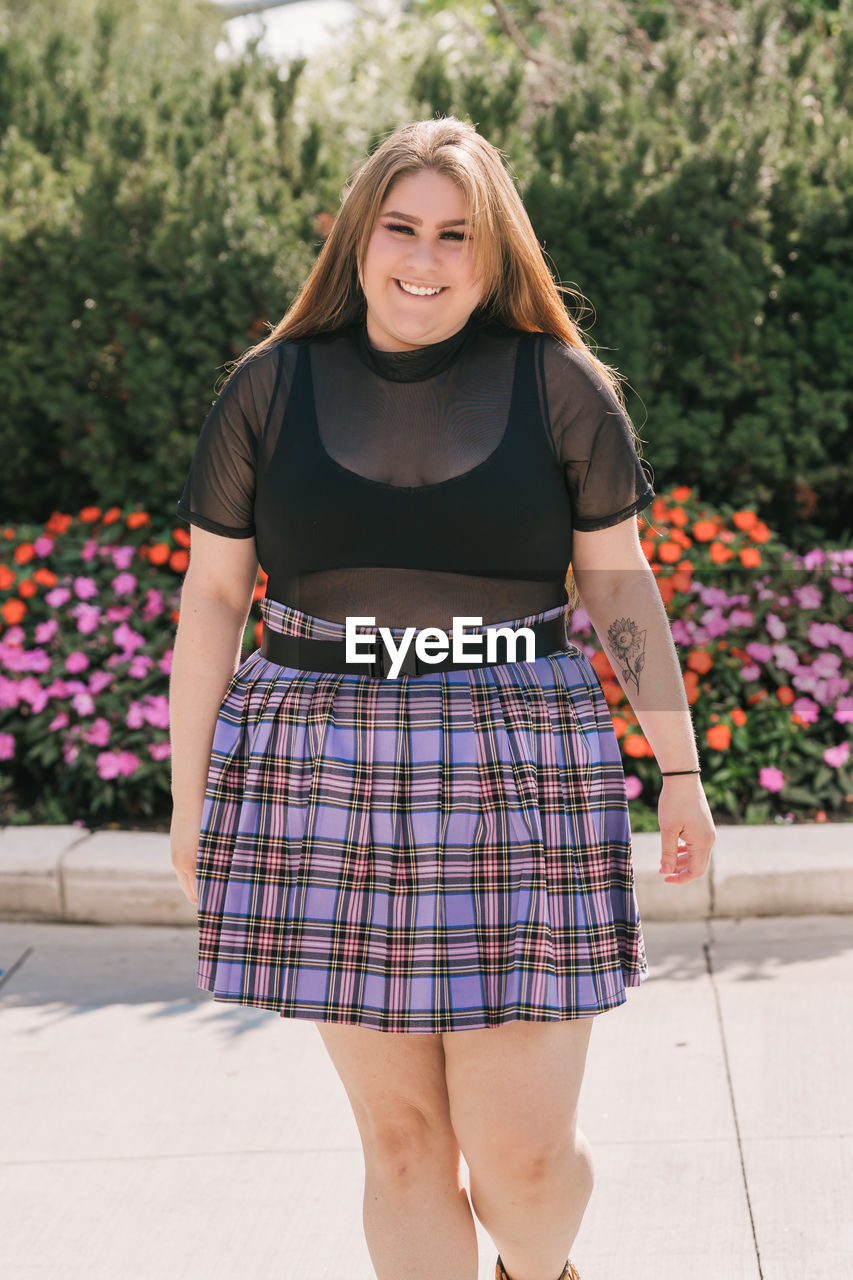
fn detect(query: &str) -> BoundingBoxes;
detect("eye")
[383,223,469,241]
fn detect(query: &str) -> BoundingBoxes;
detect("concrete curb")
[0,822,851,925]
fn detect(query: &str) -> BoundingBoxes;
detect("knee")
[478,1126,594,1195]
[361,1105,457,1184]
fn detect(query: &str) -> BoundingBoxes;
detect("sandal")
[495,1255,581,1280]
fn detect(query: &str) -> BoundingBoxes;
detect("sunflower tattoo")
[607,617,646,694]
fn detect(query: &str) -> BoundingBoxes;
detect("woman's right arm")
[169,526,260,905]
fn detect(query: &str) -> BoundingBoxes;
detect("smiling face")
[358,168,485,352]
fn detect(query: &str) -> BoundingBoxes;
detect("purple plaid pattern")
[195,598,648,1032]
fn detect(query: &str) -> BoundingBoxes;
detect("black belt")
[260,614,569,679]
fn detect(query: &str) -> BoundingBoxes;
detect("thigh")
[441,1019,594,1164]
[315,1023,457,1151]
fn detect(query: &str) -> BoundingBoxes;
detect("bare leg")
[443,1018,595,1280]
[315,1022,478,1280]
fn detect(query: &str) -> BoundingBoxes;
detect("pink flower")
[35,618,59,644]
[65,652,90,674]
[82,717,111,747]
[128,655,153,679]
[75,603,101,634]
[24,649,52,674]
[624,774,643,800]
[19,677,49,713]
[824,741,851,768]
[96,752,121,780]
[45,587,72,608]
[106,606,133,624]
[126,702,145,730]
[33,535,54,556]
[116,751,142,776]
[80,539,99,562]
[49,712,69,731]
[142,695,170,729]
[0,677,19,709]
[0,732,15,761]
[158,648,173,675]
[72,692,95,716]
[88,670,112,695]
[791,697,820,724]
[112,572,137,597]
[759,766,786,793]
[148,741,172,761]
[45,678,70,699]
[793,584,822,610]
[111,545,135,570]
[142,589,164,622]
[745,642,773,664]
[62,742,80,765]
[113,622,144,651]
[73,576,98,600]
[835,698,853,725]
[765,613,787,640]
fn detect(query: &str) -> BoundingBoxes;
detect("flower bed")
[1,492,851,828]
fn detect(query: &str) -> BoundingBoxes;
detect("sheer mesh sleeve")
[537,336,655,531]
[176,346,282,538]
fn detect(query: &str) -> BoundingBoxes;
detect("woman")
[170,116,715,1280]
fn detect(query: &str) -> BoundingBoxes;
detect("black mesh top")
[176,315,655,629]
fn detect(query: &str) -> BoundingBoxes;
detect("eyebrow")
[380,210,469,228]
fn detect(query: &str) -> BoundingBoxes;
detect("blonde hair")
[224,116,640,429]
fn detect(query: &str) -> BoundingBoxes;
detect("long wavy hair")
[223,116,644,442]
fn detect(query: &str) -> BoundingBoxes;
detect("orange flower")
[13,543,34,565]
[692,520,718,542]
[590,651,614,681]
[610,715,629,738]
[601,678,623,708]
[252,582,265,602]
[777,686,795,705]
[641,538,656,561]
[671,485,692,502]
[750,522,772,544]
[731,708,747,727]
[739,547,762,568]
[623,734,650,758]
[173,528,191,549]
[0,565,15,590]
[18,579,37,598]
[2,527,15,539]
[791,713,809,728]
[102,506,122,525]
[254,619,264,647]
[706,724,731,751]
[1,598,26,624]
[657,578,677,606]
[815,810,827,822]
[710,541,734,563]
[33,568,58,587]
[669,507,689,527]
[658,541,682,563]
[732,510,757,531]
[148,543,170,565]
[683,669,700,705]
[170,609,181,624]
[79,506,101,523]
[746,689,768,706]
[169,550,189,573]
[46,512,72,535]
[687,649,713,674]
[126,511,151,529]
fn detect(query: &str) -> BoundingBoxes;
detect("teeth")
[397,279,444,296]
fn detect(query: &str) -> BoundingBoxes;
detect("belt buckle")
[371,638,419,679]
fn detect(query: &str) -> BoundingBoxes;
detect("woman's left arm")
[572,516,717,885]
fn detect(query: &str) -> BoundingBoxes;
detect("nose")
[403,238,442,274]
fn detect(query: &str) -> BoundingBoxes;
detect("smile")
[395,279,446,297]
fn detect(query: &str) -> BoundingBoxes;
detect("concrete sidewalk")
[1,821,852,925]
[0,915,851,1279]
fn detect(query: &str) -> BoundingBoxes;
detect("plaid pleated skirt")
[194,597,648,1033]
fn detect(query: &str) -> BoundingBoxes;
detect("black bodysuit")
[176,315,656,630]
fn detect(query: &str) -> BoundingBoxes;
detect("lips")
[395,279,447,297]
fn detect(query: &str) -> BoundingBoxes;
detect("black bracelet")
[660,769,701,776]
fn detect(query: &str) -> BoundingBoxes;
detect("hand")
[170,809,201,906]
[657,776,716,884]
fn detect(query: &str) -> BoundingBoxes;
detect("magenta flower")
[19,678,49,713]
[126,702,145,730]
[142,695,170,729]
[759,766,786,793]
[65,652,90,674]
[158,649,173,675]
[791,697,820,724]
[142,589,164,621]
[24,649,52,674]
[75,603,101,634]
[73,576,98,600]
[0,677,19,709]
[96,752,121,780]
[148,741,172,761]
[49,712,70,732]
[824,741,851,768]
[624,774,643,800]
[45,677,71,699]
[80,539,98,562]
[113,621,145,651]
[72,692,95,717]
[62,742,80,765]
[45,587,72,608]
[111,545,135,570]
[745,641,773,663]
[128,655,153,679]
[107,606,133,624]
[88,670,112,695]
[0,732,15,761]
[33,535,54,556]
